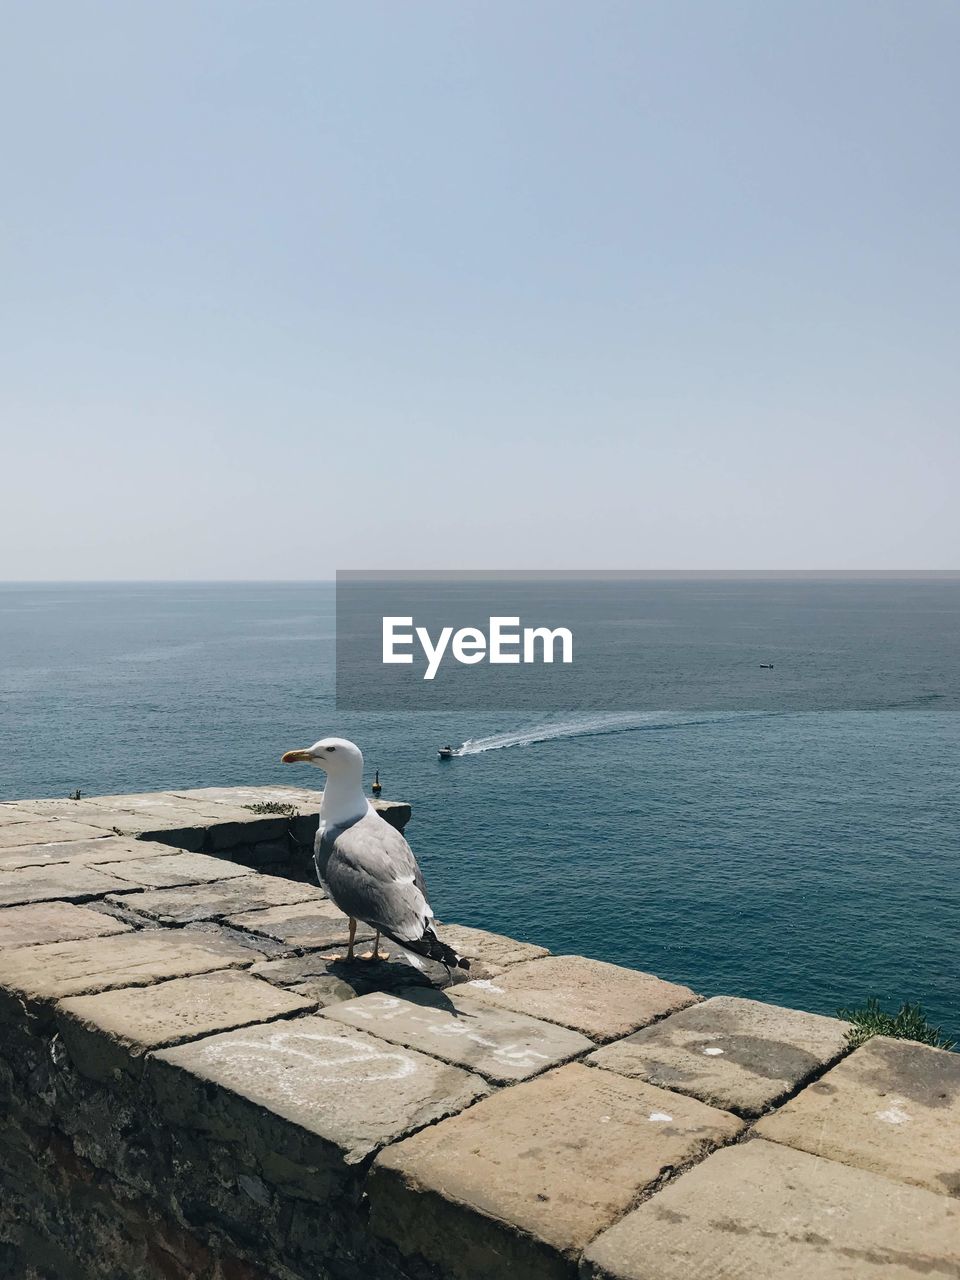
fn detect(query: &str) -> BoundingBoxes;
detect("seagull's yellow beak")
[280,748,313,764]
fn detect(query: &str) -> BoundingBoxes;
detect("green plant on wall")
[837,998,955,1051]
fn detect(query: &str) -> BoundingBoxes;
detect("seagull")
[280,736,468,970]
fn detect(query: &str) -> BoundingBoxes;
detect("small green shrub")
[837,997,955,1051]
[244,801,300,818]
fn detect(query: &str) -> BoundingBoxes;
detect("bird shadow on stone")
[255,940,485,1011]
[319,943,452,996]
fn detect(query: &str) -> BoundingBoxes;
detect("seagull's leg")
[358,929,388,962]
[321,917,357,963]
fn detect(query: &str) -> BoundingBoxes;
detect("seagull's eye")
[326,746,336,752]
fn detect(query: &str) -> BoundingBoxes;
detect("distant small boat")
[437,745,455,759]
[760,663,775,669]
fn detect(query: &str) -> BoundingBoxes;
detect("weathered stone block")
[225,899,356,949]
[0,819,112,848]
[1,796,136,822]
[0,901,132,950]
[0,862,136,907]
[0,804,37,825]
[18,797,223,844]
[205,815,289,850]
[96,850,252,889]
[44,791,214,813]
[0,928,262,1012]
[370,1062,742,1280]
[460,955,697,1043]
[149,1015,489,1176]
[106,877,323,925]
[0,836,180,870]
[240,839,295,865]
[589,996,850,1117]
[169,785,321,808]
[124,819,207,849]
[324,988,593,1084]
[436,922,550,970]
[755,1034,960,1197]
[56,969,315,1081]
[580,1138,960,1279]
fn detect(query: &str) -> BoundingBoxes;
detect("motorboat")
[437,745,455,759]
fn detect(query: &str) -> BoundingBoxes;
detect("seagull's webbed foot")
[321,917,357,964]
[357,931,389,962]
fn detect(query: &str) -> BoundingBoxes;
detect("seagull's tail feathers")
[389,923,469,971]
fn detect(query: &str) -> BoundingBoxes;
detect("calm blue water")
[1,582,957,1042]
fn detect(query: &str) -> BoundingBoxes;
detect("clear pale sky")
[2,1,957,579]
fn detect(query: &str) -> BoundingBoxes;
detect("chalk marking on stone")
[495,1043,550,1065]
[352,995,404,1022]
[409,1016,470,1039]
[467,979,504,993]
[197,1027,419,1084]
[702,1046,724,1056]
[372,1009,552,1069]
[875,1099,910,1125]
[649,1111,673,1122]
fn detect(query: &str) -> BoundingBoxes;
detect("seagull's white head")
[280,737,364,779]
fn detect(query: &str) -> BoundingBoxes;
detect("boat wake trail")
[456,711,767,755]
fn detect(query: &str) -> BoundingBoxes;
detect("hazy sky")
[2,1,957,578]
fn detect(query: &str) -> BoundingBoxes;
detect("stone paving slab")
[149,1015,490,1173]
[9,794,211,821]
[370,1061,742,1280]
[0,818,115,848]
[0,862,139,907]
[0,928,263,1011]
[169,786,410,829]
[0,901,133,950]
[93,850,252,889]
[0,804,42,825]
[323,988,594,1083]
[459,955,698,1043]
[580,1138,960,1280]
[203,814,293,849]
[22,796,289,836]
[105,876,324,925]
[755,1034,960,1197]
[169,785,322,807]
[588,996,851,1117]
[0,836,180,870]
[434,922,550,971]
[82,792,234,813]
[56,969,315,1081]
[226,899,365,949]
[20,798,282,847]
[96,808,242,843]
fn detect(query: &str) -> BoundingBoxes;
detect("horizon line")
[2,569,960,586]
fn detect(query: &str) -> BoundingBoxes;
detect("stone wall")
[0,788,958,1280]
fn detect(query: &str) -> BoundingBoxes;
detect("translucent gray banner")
[335,571,960,711]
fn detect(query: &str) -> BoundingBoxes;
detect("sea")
[1,581,957,1042]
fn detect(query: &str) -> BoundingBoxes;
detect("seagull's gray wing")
[318,808,432,944]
